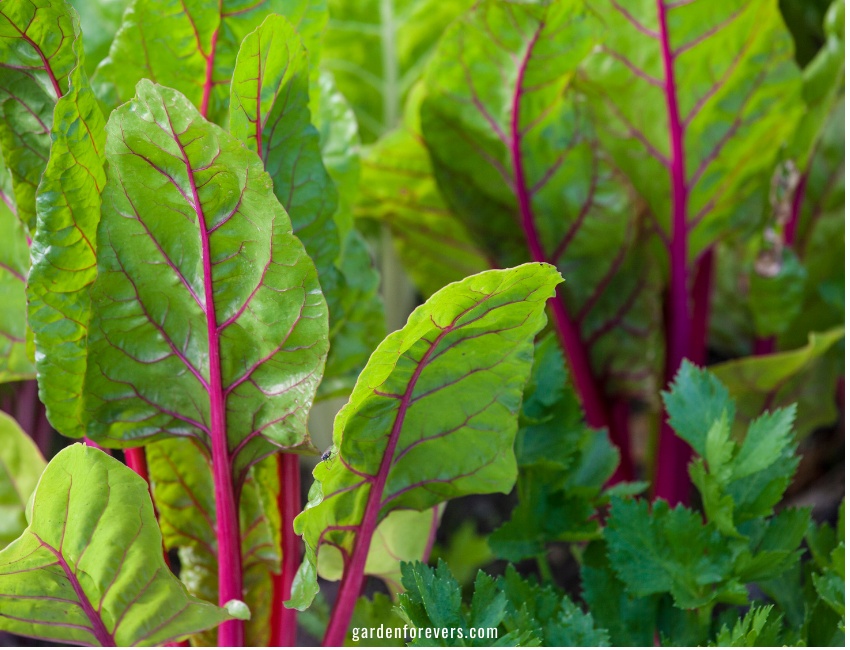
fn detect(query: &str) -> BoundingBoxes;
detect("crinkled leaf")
[146,438,281,646]
[357,82,489,298]
[229,15,382,400]
[0,0,77,232]
[0,443,231,645]
[582,0,803,255]
[28,18,106,437]
[81,80,329,482]
[0,157,32,382]
[0,411,45,548]
[93,0,327,124]
[322,0,473,142]
[711,327,844,439]
[290,264,561,609]
[421,0,662,401]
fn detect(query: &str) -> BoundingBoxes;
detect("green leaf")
[0,443,231,645]
[0,0,78,232]
[146,438,282,647]
[0,411,45,548]
[421,0,662,401]
[322,0,474,142]
[93,0,327,124]
[581,539,658,646]
[0,157,33,382]
[748,249,808,338]
[711,327,845,439]
[429,520,494,588]
[67,0,132,75]
[357,82,489,298]
[290,264,561,609]
[27,14,107,437]
[605,498,736,610]
[318,506,441,594]
[582,0,803,256]
[709,605,781,647]
[229,14,383,400]
[81,80,329,480]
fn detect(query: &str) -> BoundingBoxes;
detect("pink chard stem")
[654,0,695,506]
[509,25,632,474]
[271,453,301,647]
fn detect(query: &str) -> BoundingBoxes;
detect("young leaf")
[290,263,561,644]
[0,0,78,232]
[322,0,474,142]
[709,605,782,647]
[0,411,45,548]
[93,0,327,123]
[421,0,662,429]
[0,443,232,645]
[0,159,33,382]
[27,12,107,438]
[358,82,490,298]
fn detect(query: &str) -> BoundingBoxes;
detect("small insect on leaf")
[321,446,335,463]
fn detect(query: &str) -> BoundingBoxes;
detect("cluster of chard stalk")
[0,0,844,647]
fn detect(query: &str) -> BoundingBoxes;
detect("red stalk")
[653,0,694,506]
[508,24,628,469]
[689,249,715,366]
[270,453,300,647]
[607,400,634,483]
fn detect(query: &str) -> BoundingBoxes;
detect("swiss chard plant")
[0,0,844,647]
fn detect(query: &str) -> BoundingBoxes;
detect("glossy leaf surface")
[28,19,106,437]
[322,0,473,142]
[0,443,231,646]
[82,80,329,479]
[421,0,662,401]
[0,0,76,232]
[93,0,327,124]
[291,263,561,609]
[582,0,802,255]
[0,411,45,548]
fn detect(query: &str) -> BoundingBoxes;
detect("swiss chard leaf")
[93,0,327,124]
[27,12,106,437]
[581,0,803,256]
[0,443,232,645]
[67,0,132,75]
[420,0,662,404]
[0,0,77,233]
[81,79,329,481]
[0,157,32,382]
[146,438,281,646]
[322,0,473,142]
[0,411,45,548]
[357,82,490,298]
[290,263,561,612]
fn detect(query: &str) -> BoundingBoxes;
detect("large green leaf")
[27,15,106,437]
[581,0,802,256]
[357,82,489,298]
[229,15,382,399]
[146,438,281,646]
[0,157,32,382]
[711,327,845,439]
[290,263,561,609]
[81,79,329,480]
[93,0,327,124]
[0,0,78,233]
[322,0,473,142]
[0,411,45,548]
[420,0,662,401]
[0,443,231,645]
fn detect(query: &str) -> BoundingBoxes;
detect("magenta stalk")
[270,453,301,647]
